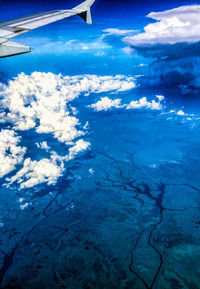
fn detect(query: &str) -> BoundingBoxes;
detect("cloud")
[36,141,50,151]
[0,129,26,178]
[62,38,112,53]
[88,97,123,111]
[7,157,64,189]
[103,28,138,36]
[24,35,112,55]
[7,139,91,189]
[134,55,200,93]
[122,5,200,63]
[51,139,91,163]
[20,202,30,210]
[120,5,200,93]
[1,73,135,144]
[126,96,164,110]
[89,168,94,175]
[139,63,146,67]
[124,5,200,46]
[89,95,165,112]
[0,72,136,189]
[67,139,91,161]
[177,110,185,116]
[121,47,134,55]
[101,29,140,56]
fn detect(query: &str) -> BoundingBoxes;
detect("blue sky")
[2,0,200,15]
[2,0,200,25]
[2,0,200,95]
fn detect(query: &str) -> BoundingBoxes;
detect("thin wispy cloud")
[103,28,138,36]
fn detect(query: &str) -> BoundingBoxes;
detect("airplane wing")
[0,0,95,58]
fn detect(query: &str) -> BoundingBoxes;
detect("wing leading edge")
[0,0,95,58]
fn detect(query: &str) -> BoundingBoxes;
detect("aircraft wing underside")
[0,0,95,58]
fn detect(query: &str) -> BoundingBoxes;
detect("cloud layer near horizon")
[118,5,200,93]
[125,5,200,46]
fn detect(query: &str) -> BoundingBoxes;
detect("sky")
[2,0,200,22]
[1,0,200,102]
[0,0,199,77]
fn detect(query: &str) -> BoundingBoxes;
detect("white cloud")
[88,97,123,111]
[51,139,91,163]
[89,95,164,112]
[156,95,165,101]
[36,141,50,151]
[1,73,135,144]
[0,72,136,188]
[139,63,146,67]
[124,5,200,46]
[0,129,26,178]
[76,75,136,93]
[20,203,30,210]
[64,38,111,52]
[67,139,91,160]
[177,110,185,116]
[126,97,163,110]
[103,28,138,36]
[89,168,94,175]
[164,109,196,120]
[7,157,64,189]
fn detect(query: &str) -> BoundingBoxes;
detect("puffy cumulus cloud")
[7,157,64,189]
[124,5,200,46]
[51,139,91,163]
[164,109,197,120]
[0,72,136,189]
[1,73,135,144]
[89,95,165,112]
[7,139,90,189]
[126,96,164,110]
[177,110,185,116]
[88,97,123,111]
[67,139,91,161]
[77,75,136,92]
[0,129,26,178]
[1,73,84,143]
